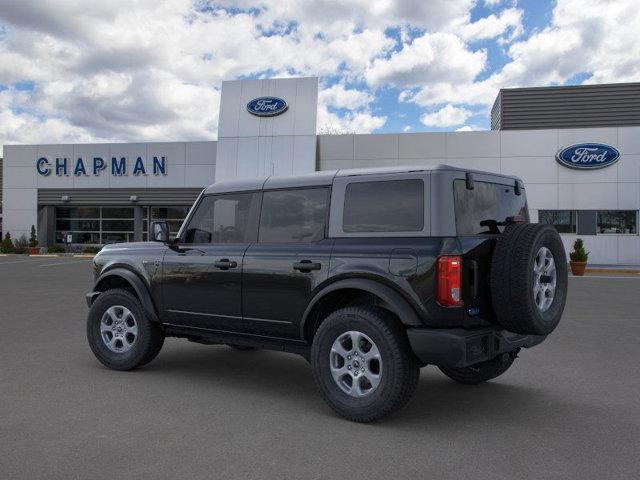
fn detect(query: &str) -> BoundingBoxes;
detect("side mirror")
[151,221,170,243]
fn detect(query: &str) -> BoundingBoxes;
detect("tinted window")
[597,210,637,234]
[454,180,529,235]
[539,210,577,233]
[343,179,424,233]
[259,188,329,243]
[183,193,259,244]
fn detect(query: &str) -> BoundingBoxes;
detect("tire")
[439,354,515,385]
[490,223,568,335]
[87,288,164,371]
[311,306,419,423]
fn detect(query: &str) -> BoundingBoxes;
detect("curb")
[584,268,640,275]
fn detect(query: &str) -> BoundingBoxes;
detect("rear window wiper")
[479,216,526,234]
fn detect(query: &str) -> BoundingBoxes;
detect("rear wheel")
[439,354,515,385]
[87,289,164,370]
[311,306,419,423]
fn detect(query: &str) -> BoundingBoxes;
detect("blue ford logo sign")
[556,143,620,170]
[247,97,288,117]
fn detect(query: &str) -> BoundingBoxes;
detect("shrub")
[13,235,29,254]
[29,225,38,248]
[1,233,15,253]
[569,238,589,262]
[47,244,66,254]
[82,246,102,254]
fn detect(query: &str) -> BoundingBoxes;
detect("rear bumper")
[407,326,546,368]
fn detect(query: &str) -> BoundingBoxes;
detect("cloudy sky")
[0,0,638,153]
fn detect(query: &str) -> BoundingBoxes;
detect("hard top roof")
[203,164,521,194]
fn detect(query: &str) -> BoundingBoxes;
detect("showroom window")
[539,210,577,233]
[56,207,134,244]
[144,206,191,240]
[597,210,638,234]
[259,188,329,243]
[343,179,423,233]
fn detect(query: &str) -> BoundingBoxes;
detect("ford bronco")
[86,166,567,422]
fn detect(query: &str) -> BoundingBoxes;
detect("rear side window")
[259,188,329,243]
[454,180,529,235]
[343,179,424,233]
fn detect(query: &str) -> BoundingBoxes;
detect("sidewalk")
[583,264,640,275]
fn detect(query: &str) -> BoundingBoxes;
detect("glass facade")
[539,209,638,235]
[56,207,134,244]
[55,206,191,245]
[597,210,638,234]
[144,206,190,240]
[539,210,577,233]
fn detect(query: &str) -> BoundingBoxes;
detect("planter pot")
[570,261,587,276]
[28,246,40,255]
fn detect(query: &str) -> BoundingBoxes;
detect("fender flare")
[94,268,160,323]
[301,278,422,337]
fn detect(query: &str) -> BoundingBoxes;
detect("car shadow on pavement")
[112,342,591,430]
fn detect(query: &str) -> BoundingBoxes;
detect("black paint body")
[88,167,540,365]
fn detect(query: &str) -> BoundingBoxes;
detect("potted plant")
[1,232,15,253]
[13,235,28,254]
[28,225,40,255]
[569,238,589,276]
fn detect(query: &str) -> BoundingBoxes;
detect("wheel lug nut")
[347,355,351,360]
[361,368,365,372]
[347,365,351,370]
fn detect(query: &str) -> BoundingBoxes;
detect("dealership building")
[1,78,639,264]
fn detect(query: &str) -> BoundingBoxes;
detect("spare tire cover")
[490,223,568,335]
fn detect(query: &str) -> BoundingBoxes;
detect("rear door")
[161,192,261,331]
[241,187,333,339]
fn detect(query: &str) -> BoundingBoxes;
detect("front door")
[242,187,333,339]
[161,191,261,332]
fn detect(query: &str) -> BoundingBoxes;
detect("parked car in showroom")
[86,166,568,422]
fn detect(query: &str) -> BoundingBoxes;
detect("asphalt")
[1,255,639,480]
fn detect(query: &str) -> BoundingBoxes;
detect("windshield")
[453,179,528,235]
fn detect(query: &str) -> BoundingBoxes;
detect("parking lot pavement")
[1,256,639,480]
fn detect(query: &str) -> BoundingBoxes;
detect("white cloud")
[366,32,486,88]
[0,0,638,147]
[456,125,484,131]
[402,125,413,132]
[319,84,373,110]
[459,8,523,42]
[420,105,472,127]
[484,0,506,7]
[317,106,386,134]
[403,0,640,111]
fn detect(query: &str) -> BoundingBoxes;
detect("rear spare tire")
[490,223,568,335]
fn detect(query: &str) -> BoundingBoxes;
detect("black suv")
[86,166,567,422]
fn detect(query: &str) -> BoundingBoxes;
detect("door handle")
[214,259,238,270]
[293,260,321,272]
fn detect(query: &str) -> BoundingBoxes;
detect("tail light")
[437,256,462,307]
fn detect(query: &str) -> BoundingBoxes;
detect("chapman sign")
[36,156,168,176]
[246,97,288,117]
[556,143,620,170]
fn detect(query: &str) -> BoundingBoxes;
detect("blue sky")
[0,0,637,149]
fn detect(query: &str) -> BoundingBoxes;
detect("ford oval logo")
[556,143,620,170]
[246,97,288,117]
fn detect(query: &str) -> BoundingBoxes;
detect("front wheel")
[311,307,419,423]
[87,289,164,371]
